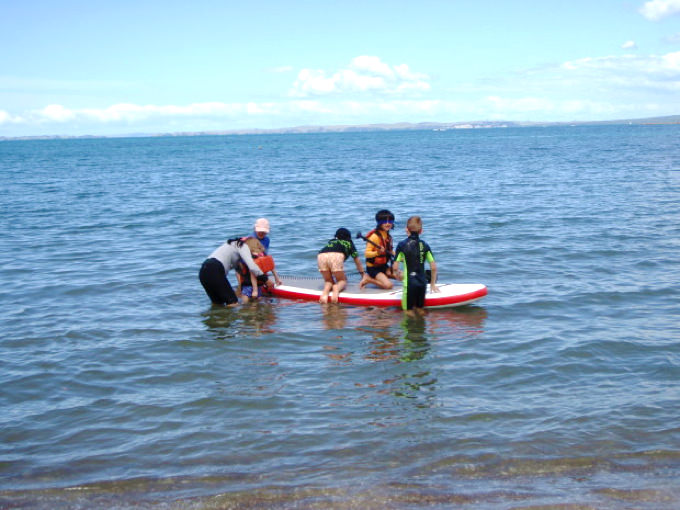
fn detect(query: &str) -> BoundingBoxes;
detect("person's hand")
[430,283,439,293]
[275,277,282,286]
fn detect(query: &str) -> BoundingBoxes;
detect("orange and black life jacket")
[237,255,274,278]
[365,229,393,266]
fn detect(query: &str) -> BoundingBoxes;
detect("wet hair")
[335,228,351,241]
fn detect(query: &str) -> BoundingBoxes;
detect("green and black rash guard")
[394,233,434,287]
[318,238,358,260]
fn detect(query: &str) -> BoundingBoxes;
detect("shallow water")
[1,126,679,508]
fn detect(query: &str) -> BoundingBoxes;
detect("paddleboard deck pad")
[268,276,487,309]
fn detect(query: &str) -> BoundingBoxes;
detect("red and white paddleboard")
[268,276,487,309]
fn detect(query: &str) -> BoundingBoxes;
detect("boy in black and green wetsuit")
[392,216,439,315]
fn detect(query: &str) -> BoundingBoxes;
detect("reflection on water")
[359,308,403,362]
[202,300,487,409]
[202,299,279,340]
[427,306,488,336]
[325,305,485,408]
[321,303,349,330]
[353,305,488,363]
[399,314,429,362]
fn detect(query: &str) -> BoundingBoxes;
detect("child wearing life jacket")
[392,216,439,316]
[317,228,366,304]
[360,209,396,290]
[235,237,276,303]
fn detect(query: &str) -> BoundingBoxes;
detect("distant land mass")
[2,114,680,141]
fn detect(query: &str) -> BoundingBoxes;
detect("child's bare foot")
[319,294,329,304]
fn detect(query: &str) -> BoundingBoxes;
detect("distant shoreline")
[2,114,679,141]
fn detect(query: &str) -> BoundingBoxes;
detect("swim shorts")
[241,285,265,298]
[366,264,389,278]
[317,251,345,273]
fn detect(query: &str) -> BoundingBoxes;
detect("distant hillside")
[2,115,679,141]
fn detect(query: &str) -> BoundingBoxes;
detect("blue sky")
[2,0,680,137]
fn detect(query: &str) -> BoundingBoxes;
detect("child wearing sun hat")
[251,218,282,286]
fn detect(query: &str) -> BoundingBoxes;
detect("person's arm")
[428,256,439,293]
[364,233,384,259]
[353,256,365,276]
[271,267,282,286]
[392,250,404,280]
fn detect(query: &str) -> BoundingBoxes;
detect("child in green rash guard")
[392,216,439,316]
[317,228,366,304]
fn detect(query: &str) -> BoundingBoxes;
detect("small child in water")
[235,237,270,303]
[392,216,439,316]
[317,228,366,303]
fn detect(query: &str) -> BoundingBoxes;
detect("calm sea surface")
[1,126,679,509]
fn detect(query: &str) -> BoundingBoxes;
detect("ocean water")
[1,126,679,509]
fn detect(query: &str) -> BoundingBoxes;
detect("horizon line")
[2,114,679,141]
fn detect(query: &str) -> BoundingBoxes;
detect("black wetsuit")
[394,233,434,310]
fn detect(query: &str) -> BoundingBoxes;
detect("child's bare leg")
[330,271,347,303]
[373,271,393,289]
[319,270,333,303]
[360,273,380,288]
[320,282,333,303]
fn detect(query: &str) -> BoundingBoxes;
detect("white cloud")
[9,102,280,126]
[5,49,680,136]
[0,110,21,124]
[560,51,680,91]
[39,104,76,122]
[640,0,680,20]
[290,56,430,97]
[622,40,637,49]
[351,55,394,78]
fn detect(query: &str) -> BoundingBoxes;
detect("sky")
[1,0,680,137]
